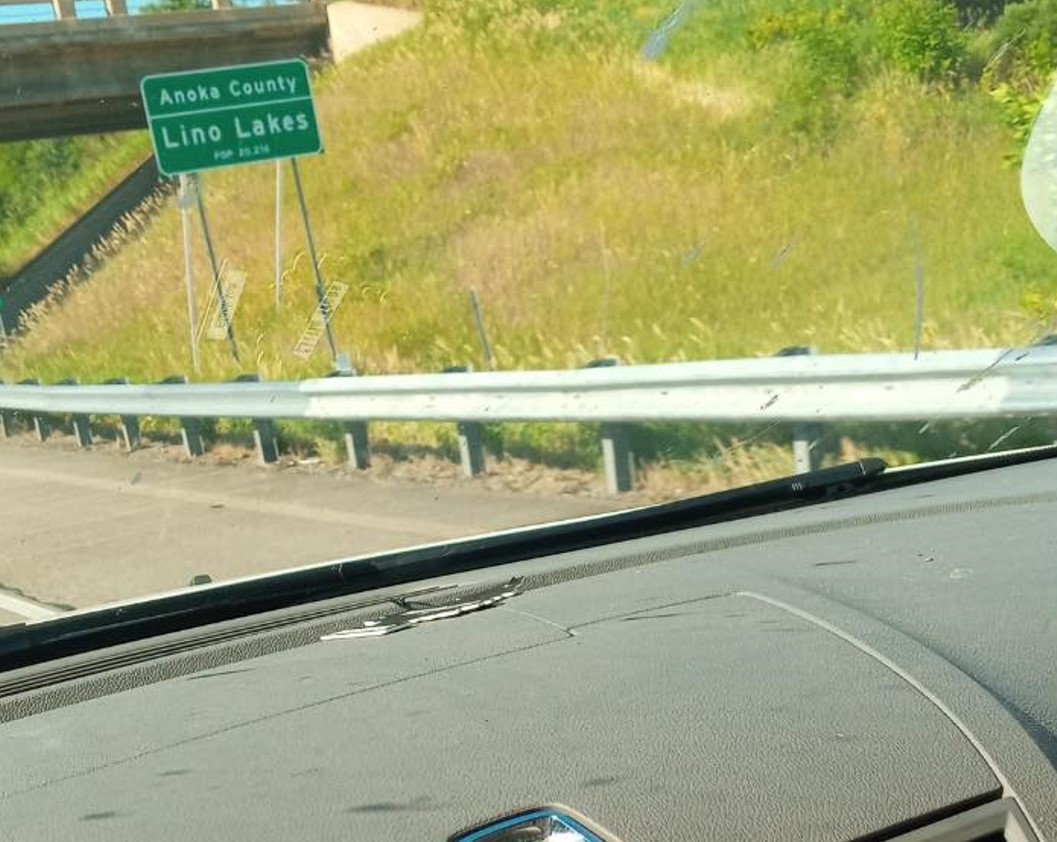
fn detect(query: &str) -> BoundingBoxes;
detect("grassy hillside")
[0,133,151,279]
[4,0,1057,475]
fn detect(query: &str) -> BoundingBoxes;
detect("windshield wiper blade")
[5,446,1056,679]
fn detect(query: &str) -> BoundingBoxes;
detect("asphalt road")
[0,3,440,624]
[0,438,617,623]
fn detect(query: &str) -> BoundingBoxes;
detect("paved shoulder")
[0,440,614,618]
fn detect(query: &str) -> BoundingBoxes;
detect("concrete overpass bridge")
[0,0,335,142]
[0,0,419,331]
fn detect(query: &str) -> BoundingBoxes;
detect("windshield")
[1,0,1055,628]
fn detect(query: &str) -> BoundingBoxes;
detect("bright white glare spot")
[1020,75,1057,253]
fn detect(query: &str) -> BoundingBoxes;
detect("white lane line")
[0,588,62,622]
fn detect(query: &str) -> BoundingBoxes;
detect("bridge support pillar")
[51,0,76,19]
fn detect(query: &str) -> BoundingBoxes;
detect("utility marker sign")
[141,59,322,176]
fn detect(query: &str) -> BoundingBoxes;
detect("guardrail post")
[584,359,635,493]
[0,381,12,438]
[104,378,140,451]
[18,379,50,442]
[777,346,822,473]
[344,422,371,469]
[253,421,279,464]
[443,365,485,477]
[160,375,204,458]
[57,379,93,449]
[327,366,370,469]
[233,374,279,465]
[792,429,819,473]
[601,422,635,494]
[457,421,486,477]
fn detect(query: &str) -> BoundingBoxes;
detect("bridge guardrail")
[2,346,1056,492]
[0,0,309,23]
[1,0,332,141]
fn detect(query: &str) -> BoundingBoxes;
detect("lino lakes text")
[160,111,312,149]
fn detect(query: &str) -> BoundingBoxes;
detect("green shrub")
[981,0,1057,161]
[749,4,867,134]
[986,0,1057,88]
[987,81,1046,162]
[875,0,968,82]
[0,139,82,230]
[749,4,862,90]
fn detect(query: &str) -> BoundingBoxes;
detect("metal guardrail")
[0,0,297,23]
[2,346,1056,492]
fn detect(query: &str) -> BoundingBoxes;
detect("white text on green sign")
[140,59,323,176]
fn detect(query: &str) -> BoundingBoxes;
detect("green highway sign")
[140,59,322,177]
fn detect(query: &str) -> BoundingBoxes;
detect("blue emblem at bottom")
[451,806,620,842]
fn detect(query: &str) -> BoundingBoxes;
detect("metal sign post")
[469,288,495,370]
[192,175,239,363]
[291,158,338,364]
[140,59,329,365]
[178,174,201,374]
[275,160,284,311]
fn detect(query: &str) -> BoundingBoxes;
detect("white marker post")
[178,174,200,374]
[291,157,338,364]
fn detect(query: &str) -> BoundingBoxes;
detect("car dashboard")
[1,457,1055,842]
